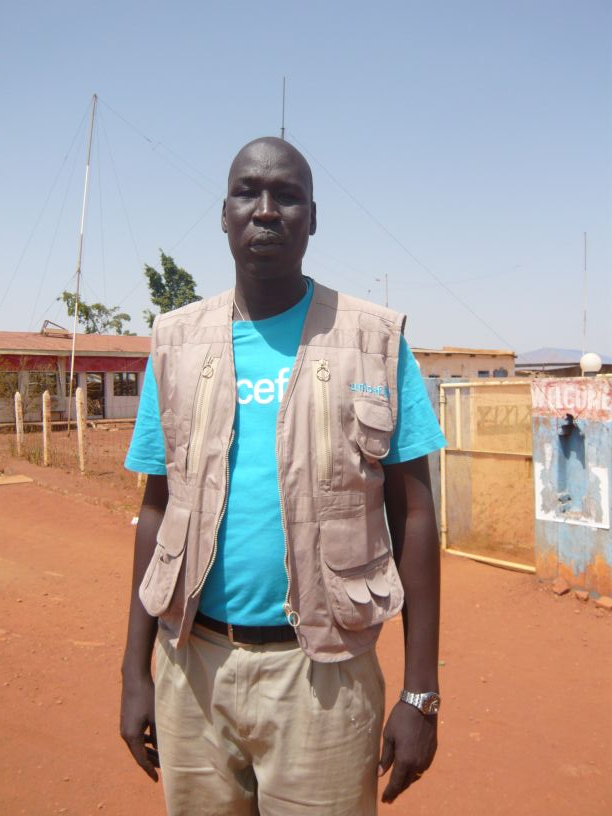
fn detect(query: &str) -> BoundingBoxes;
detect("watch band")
[399,690,441,715]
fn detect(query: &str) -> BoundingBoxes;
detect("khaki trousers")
[155,622,385,816]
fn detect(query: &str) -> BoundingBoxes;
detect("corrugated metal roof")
[0,331,150,356]
[413,346,515,357]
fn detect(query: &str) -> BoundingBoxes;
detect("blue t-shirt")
[125,282,446,625]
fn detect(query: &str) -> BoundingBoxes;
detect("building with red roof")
[0,326,150,422]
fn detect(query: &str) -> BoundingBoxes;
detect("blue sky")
[1,0,610,354]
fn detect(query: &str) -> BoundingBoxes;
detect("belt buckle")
[227,623,246,644]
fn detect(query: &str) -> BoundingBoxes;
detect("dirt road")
[0,470,610,815]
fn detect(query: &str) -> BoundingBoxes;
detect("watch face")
[423,695,441,715]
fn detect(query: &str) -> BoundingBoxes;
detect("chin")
[242,261,302,281]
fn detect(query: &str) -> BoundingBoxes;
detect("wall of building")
[415,352,515,380]
[103,371,145,419]
[531,377,612,596]
[0,356,147,423]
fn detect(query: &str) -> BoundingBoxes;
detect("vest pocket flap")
[366,571,391,598]
[354,399,393,432]
[343,576,372,604]
[354,399,393,460]
[157,501,191,557]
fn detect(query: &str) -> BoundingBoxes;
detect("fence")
[440,379,535,570]
[1,388,143,493]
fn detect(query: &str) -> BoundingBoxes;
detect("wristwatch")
[399,690,441,716]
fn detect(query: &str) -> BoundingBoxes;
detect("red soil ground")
[0,458,610,815]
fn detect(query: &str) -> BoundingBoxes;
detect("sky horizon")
[1,1,610,356]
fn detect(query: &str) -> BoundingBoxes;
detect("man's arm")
[120,474,169,782]
[378,455,440,803]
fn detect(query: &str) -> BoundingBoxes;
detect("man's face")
[222,140,316,280]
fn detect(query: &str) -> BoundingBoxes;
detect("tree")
[59,292,134,335]
[143,251,201,328]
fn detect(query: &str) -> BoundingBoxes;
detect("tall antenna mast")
[67,93,97,434]
[582,231,587,357]
[280,77,286,140]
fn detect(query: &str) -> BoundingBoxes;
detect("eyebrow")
[232,176,307,191]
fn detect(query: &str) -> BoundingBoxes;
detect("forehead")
[228,143,311,189]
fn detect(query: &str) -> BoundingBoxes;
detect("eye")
[235,189,258,199]
[276,192,300,204]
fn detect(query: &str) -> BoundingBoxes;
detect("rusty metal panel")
[442,381,535,568]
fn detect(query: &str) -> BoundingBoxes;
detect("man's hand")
[120,475,167,782]
[377,702,438,803]
[120,669,159,782]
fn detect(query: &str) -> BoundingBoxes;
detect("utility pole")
[581,231,587,357]
[280,77,286,140]
[67,93,97,434]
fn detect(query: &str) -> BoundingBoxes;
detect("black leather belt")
[194,611,297,645]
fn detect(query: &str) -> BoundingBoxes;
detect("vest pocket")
[319,516,404,631]
[139,501,191,617]
[354,399,394,461]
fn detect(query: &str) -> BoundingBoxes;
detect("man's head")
[222,137,316,280]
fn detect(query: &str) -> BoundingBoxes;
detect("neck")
[234,271,307,321]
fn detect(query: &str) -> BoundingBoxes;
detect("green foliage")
[59,292,134,335]
[144,251,201,328]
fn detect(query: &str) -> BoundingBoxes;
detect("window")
[27,371,58,397]
[428,373,439,378]
[113,372,138,397]
[0,372,18,399]
[477,370,490,378]
[493,367,508,378]
[65,373,78,397]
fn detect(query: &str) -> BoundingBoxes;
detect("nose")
[253,190,279,222]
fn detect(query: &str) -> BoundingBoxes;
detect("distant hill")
[516,347,612,367]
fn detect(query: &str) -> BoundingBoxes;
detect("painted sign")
[531,378,612,422]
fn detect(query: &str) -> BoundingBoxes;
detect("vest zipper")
[191,428,235,599]
[278,439,300,629]
[313,359,332,485]
[187,355,217,477]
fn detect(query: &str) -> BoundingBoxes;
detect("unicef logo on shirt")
[237,367,292,405]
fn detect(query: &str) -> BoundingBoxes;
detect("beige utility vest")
[139,281,406,662]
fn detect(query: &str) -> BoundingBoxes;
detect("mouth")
[250,232,283,247]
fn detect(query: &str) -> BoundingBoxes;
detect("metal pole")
[67,93,97,434]
[581,231,587,361]
[444,547,535,574]
[280,77,286,140]
[439,385,448,551]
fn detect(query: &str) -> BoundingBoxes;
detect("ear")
[221,199,228,233]
[309,201,317,236]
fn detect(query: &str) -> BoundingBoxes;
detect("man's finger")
[377,736,394,777]
[381,759,413,803]
[125,735,159,782]
[145,723,158,749]
[145,746,160,768]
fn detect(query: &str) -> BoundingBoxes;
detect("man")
[121,136,445,815]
